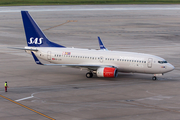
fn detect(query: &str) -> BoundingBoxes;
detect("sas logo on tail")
[28,37,43,44]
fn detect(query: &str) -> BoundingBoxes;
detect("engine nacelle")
[97,67,118,78]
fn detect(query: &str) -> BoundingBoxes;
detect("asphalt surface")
[0,5,180,120]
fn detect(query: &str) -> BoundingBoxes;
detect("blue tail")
[21,11,65,47]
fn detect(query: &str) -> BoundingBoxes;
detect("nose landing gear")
[152,74,163,81]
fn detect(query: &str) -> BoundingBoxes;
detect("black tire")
[152,76,157,81]
[86,72,93,78]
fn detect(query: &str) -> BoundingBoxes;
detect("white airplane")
[12,11,174,80]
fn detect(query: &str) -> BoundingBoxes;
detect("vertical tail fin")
[21,11,65,47]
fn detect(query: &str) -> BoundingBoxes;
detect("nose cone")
[166,63,175,72]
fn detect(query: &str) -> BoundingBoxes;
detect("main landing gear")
[152,76,157,81]
[86,72,93,78]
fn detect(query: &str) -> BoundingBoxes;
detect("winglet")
[31,52,43,65]
[98,37,108,50]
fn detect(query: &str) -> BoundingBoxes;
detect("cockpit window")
[158,61,167,64]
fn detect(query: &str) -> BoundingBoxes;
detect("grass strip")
[0,0,180,6]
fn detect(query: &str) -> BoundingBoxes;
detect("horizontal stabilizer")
[8,47,38,51]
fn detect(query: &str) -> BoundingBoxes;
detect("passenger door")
[47,51,51,60]
[147,58,153,68]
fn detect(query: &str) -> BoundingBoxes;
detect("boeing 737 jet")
[12,11,174,80]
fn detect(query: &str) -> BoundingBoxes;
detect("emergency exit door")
[47,51,51,60]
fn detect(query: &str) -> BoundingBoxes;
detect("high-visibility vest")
[4,83,7,87]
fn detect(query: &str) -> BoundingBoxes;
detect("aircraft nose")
[166,63,175,72]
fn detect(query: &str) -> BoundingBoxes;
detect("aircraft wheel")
[152,76,157,81]
[86,72,93,78]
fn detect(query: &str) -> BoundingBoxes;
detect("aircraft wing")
[31,52,115,70]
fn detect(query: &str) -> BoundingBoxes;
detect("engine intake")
[97,67,118,78]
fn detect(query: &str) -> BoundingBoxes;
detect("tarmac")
[0,5,180,120]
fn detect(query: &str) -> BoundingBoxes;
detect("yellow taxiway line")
[0,94,55,120]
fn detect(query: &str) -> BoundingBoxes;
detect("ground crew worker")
[4,81,8,92]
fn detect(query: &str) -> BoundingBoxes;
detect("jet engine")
[97,67,118,78]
